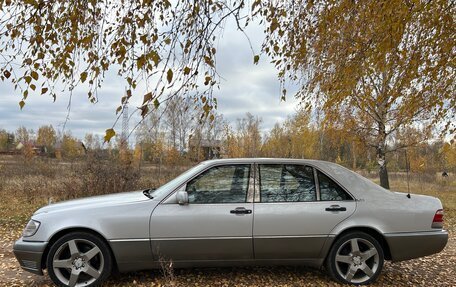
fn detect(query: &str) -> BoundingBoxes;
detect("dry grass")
[0,156,455,286]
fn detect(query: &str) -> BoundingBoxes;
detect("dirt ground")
[1,236,454,287]
[1,160,454,286]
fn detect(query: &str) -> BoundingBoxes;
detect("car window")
[259,164,316,202]
[317,170,352,201]
[186,164,250,204]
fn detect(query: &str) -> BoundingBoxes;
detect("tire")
[326,232,384,285]
[46,232,112,287]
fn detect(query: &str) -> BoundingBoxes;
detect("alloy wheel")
[334,237,380,284]
[52,238,104,287]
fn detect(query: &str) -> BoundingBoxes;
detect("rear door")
[253,163,356,259]
[150,164,254,262]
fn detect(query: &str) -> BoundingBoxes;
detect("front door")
[150,164,254,262]
[253,164,356,260]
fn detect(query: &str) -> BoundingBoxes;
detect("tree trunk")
[352,140,357,170]
[376,132,390,189]
[375,84,390,189]
[379,157,390,189]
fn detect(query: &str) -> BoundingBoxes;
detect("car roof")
[201,158,329,167]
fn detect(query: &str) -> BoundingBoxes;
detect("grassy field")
[0,157,455,286]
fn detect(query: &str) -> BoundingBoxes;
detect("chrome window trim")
[313,167,321,201]
[161,161,355,204]
[254,163,260,203]
[246,164,255,203]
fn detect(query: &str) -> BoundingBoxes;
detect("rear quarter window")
[317,170,352,201]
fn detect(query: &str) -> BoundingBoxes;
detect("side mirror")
[176,191,189,205]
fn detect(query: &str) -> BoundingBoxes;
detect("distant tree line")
[2,100,454,177]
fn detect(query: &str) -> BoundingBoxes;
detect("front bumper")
[13,238,48,275]
[385,230,448,262]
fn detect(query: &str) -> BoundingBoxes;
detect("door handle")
[325,205,347,212]
[230,207,252,215]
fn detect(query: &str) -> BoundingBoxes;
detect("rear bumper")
[13,238,48,275]
[385,230,448,262]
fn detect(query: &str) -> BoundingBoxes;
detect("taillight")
[432,209,444,229]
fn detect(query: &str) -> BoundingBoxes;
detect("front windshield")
[150,162,208,198]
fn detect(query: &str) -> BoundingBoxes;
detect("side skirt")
[116,258,325,273]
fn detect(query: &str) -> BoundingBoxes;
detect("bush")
[0,155,192,204]
[69,156,141,198]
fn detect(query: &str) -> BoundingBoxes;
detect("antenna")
[404,149,411,198]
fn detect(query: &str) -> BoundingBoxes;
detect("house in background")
[14,142,47,156]
[188,138,222,161]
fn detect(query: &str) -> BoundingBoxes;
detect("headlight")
[22,219,40,237]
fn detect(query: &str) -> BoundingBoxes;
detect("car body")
[14,158,448,286]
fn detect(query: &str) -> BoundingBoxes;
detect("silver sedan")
[14,158,448,286]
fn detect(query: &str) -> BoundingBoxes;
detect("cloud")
[214,18,300,132]
[0,18,300,139]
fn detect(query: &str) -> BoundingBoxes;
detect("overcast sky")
[0,18,300,139]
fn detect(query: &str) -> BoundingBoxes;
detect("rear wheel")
[326,232,384,285]
[46,232,112,287]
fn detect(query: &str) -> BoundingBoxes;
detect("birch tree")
[264,0,455,188]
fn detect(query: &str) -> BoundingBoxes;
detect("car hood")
[34,190,150,215]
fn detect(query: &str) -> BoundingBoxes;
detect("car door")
[150,164,254,262]
[253,163,356,260]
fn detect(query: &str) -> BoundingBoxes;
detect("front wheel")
[46,232,112,287]
[326,232,384,285]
